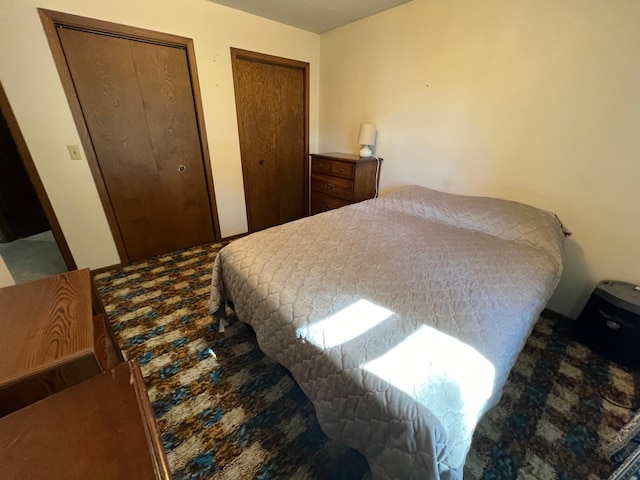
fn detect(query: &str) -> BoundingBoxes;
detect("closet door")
[55,24,216,261]
[231,48,309,233]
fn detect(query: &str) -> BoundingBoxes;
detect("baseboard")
[221,233,247,242]
[542,307,574,322]
[91,264,122,275]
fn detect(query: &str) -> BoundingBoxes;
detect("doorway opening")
[0,82,76,286]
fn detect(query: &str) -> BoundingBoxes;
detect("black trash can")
[571,280,640,368]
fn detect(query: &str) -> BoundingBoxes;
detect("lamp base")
[359,145,372,157]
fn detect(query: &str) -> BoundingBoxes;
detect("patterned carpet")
[94,242,640,480]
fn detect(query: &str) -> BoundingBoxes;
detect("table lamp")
[358,123,376,158]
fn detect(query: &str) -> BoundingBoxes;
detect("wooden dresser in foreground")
[310,152,382,215]
[0,269,122,416]
[0,360,171,480]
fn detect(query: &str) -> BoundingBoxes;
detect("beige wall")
[319,0,640,318]
[0,0,320,269]
[0,256,14,288]
[3,0,638,318]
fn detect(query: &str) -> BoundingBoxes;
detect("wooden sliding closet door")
[43,11,218,263]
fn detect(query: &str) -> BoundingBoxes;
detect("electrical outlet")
[67,145,82,160]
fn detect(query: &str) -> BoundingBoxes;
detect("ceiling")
[208,0,412,33]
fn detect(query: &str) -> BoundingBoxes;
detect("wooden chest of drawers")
[310,153,382,215]
[0,269,122,416]
[0,361,171,479]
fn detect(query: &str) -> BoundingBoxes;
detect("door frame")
[230,47,310,231]
[39,9,221,266]
[0,81,77,271]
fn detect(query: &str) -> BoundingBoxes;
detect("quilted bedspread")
[210,185,566,479]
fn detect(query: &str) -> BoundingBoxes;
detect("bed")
[210,185,567,479]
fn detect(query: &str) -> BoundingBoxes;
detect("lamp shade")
[357,123,376,146]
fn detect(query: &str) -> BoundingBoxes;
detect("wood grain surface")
[57,27,214,261]
[0,361,171,480]
[0,269,106,415]
[0,269,93,383]
[231,49,308,232]
[309,153,382,215]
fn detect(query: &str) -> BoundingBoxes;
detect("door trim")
[0,81,77,271]
[39,9,221,266]
[230,47,310,229]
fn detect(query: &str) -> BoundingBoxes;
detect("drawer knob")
[318,163,324,168]
[599,310,627,330]
[325,183,334,190]
[338,168,344,173]
[606,320,621,330]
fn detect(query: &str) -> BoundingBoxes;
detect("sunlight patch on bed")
[363,325,495,464]
[298,299,393,348]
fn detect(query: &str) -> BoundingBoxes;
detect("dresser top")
[311,152,382,163]
[0,269,93,386]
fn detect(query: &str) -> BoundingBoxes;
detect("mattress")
[210,185,566,479]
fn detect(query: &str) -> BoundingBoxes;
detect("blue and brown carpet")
[93,242,640,480]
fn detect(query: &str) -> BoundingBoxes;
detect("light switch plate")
[67,145,82,160]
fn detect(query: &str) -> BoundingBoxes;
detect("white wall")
[319,0,640,318]
[0,0,320,269]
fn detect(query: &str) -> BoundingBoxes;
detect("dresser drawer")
[311,191,351,215]
[311,157,354,180]
[311,173,354,200]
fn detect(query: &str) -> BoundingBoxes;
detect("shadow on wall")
[547,237,592,320]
